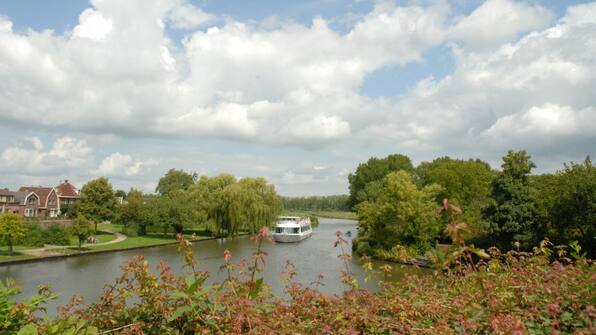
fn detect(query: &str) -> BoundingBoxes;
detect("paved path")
[21,232,127,257]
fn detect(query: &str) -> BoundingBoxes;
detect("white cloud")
[451,0,554,51]
[366,2,596,156]
[167,0,213,29]
[0,0,448,146]
[481,103,596,145]
[0,137,92,175]
[96,152,158,177]
[73,8,113,40]
[0,1,595,194]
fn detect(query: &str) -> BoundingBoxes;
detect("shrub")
[43,224,71,245]
[3,233,594,335]
[123,225,139,237]
[23,224,45,247]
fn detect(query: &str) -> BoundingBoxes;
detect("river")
[0,218,423,314]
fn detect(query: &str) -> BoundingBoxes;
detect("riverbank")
[0,234,215,265]
[0,224,217,265]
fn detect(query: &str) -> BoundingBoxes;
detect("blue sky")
[0,0,594,195]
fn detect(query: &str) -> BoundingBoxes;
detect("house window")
[28,196,37,205]
[25,208,35,217]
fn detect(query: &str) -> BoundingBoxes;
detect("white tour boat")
[271,216,313,243]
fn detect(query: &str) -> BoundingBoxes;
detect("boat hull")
[272,231,312,243]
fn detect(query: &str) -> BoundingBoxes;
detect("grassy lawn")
[0,230,212,263]
[68,231,117,245]
[53,234,212,254]
[282,210,357,220]
[98,223,124,233]
[89,234,211,252]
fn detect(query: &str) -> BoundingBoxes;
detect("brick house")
[0,180,80,218]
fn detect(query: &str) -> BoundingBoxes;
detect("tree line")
[281,195,350,212]
[65,170,282,238]
[351,151,595,257]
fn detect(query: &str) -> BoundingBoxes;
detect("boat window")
[275,227,283,233]
[291,228,299,234]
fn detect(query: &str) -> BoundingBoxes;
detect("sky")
[0,0,594,196]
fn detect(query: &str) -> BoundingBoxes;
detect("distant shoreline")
[0,236,217,266]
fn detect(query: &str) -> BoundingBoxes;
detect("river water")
[0,218,422,314]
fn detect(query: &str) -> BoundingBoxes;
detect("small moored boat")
[271,216,312,243]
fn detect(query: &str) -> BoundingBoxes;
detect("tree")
[114,189,127,200]
[140,191,194,237]
[189,174,281,237]
[70,215,94,250]
[155,169,195,196]
[78,177,118,233]
[348,154,414,208]
[483,150,542,250]
[547,157,595,256]
[356,171,442,254]
[163,190,194,235]
[416,157,495,239]
[238,177,282,234]
[119,189,144,228]
[0,213,26,254]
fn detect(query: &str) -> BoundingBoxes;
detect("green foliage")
[143,190,194,236]
[0,278,57,334]
[57,203,78,219]
[416,157,495,239]
[78,177,118,232]
[0,213,26,254]
[44,224,71,245]
[535,156,596,257]
[70,215,94,250]
[189,174,282,237]
[155,168,195,196]
[483,150,543,249]
[356,171,442,254]
[281,194,350,211]
[348,154,414,208]
[22,224,45,247]
[2,238,593,334]
[114,189,127,199]
[117,189,144,228]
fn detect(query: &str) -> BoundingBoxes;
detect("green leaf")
[248,278,264,299]
[18,324,38,335]
[186,275,207,294]
[172,291,188,299]
[168,305,192,321]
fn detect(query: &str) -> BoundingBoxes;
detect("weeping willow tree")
[239,177,282,234]
[189,174,282,237]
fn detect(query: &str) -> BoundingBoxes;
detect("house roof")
[0,188,14,196]
[18,187,53,207]
[55,180,80,198]
[13,191,28,205]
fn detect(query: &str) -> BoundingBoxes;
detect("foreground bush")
[2,230,594,334]
[43,224,71,246]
